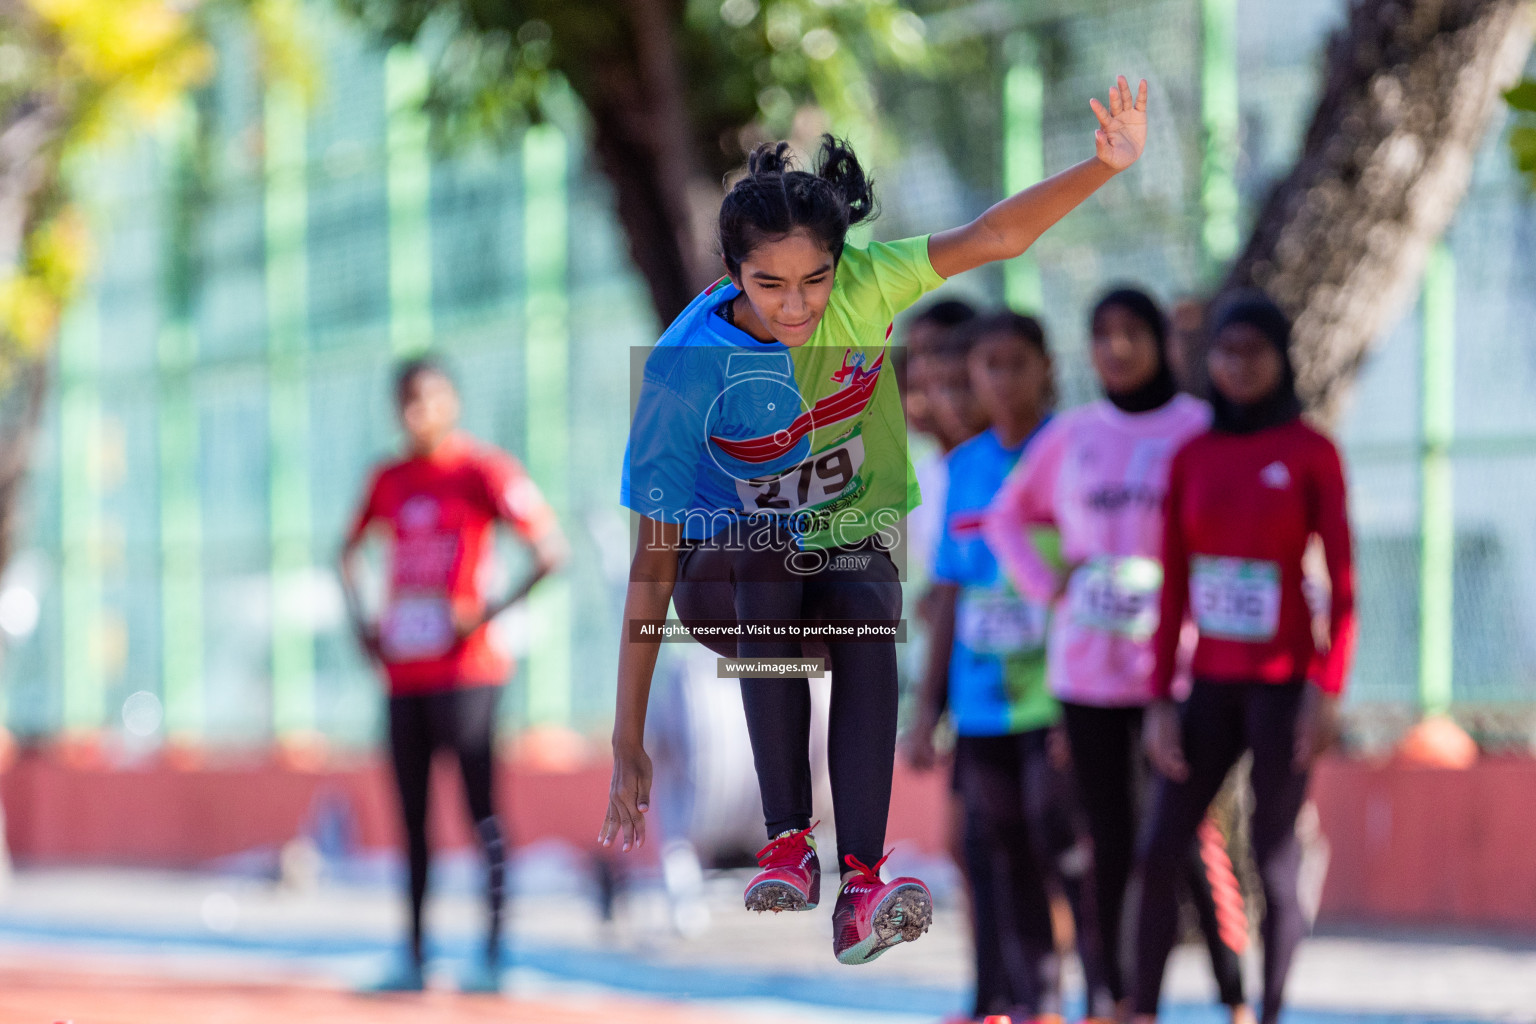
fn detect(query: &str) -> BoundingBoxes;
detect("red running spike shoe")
[831,851,932,965]
[743,821,821,912]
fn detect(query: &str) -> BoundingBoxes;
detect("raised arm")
[928,76,1147,280]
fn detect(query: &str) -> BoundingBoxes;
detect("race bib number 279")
[735,435,865,513]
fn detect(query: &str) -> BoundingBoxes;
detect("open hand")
[1090,75,1147,171]
[600,740,653,852]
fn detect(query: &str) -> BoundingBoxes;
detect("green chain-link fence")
[3,0,1534,750]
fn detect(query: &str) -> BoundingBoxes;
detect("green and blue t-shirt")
[933,425,1061,736]
[621,235,944,550]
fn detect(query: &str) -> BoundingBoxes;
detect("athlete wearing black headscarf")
[1207,291,1304,434]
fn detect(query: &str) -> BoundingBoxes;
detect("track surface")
[3,868,1534,1024]
[0,967,760,1024]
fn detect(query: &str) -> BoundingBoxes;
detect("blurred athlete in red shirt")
[340,357,567,993]
[1134,293,1355,1024]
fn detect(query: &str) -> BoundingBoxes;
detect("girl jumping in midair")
[604,76,1149,966]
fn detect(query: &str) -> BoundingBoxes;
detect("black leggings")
[673,517,901,870]
[1134,681,1310,1023]
[955,730,1109,1020]
[1061,702,1246,1007]
[388,686,508,967]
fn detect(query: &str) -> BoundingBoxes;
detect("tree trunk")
[0,98,62,274]
[0,28,67,733]
[0,361,48,575]
[0,75,64,593]
[1225,0,1533,424]
[564,0,713,326]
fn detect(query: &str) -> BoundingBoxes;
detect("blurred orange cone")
[163,738,205,772]
[513,724,591,773]
[1395,714,1477,769]
[56,731,105,771]
[276,730,330,773]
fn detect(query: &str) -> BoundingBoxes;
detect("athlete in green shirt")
[604,76,1149,966]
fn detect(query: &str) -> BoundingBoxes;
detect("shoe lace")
[841,849,892,884]
[754,819,819,869]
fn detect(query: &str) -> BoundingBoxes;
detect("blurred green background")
[2,0,1535,752]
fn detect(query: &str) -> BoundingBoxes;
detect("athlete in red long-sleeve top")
[1132,292,1356,1024]
[1152,417,1356,699]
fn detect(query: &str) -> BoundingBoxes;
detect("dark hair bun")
[813,135,877,226]
[717,136,880,277]
[747,141,794,178]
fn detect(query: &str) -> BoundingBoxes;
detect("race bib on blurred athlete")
[956,587,1049,655]
[1067,555,1163,640]
[381,594,456,662]
[1190,556,1281,642]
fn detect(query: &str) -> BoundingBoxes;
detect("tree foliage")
[1507,76,1536,185]
[342,0,929,164]
[0,0,304,367]
[337,0,937,322]
[343,0,1534,406]
[0,0,300,582]
[0,0,211,361]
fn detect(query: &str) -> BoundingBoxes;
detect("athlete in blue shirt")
[914,311,1113,1021]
